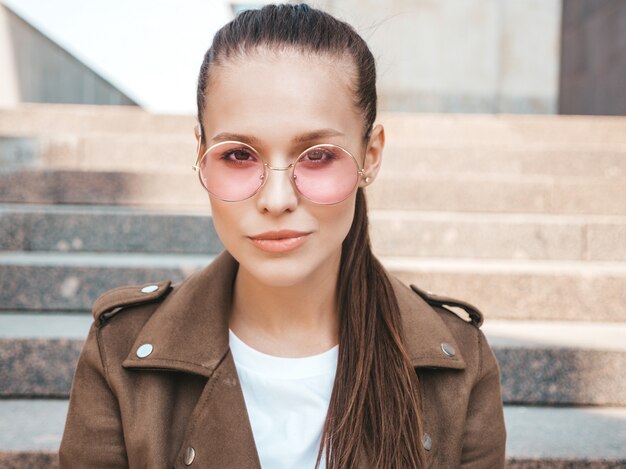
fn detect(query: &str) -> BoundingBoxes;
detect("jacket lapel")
[122,251,261,468]
[173,350,262,468]
[122,250,237,376]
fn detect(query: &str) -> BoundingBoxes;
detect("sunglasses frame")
[192,139,366,205]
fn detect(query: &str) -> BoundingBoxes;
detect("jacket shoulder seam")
[477,326,484,379]
[95,325,115,390]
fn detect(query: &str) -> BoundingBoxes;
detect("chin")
[241,256,319,288]
[226,238,342,288]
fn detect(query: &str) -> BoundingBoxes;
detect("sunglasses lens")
[199,142,264,201]
[294,145,360,204]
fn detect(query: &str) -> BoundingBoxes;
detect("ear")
[193,124,205,167]
[359,124,385,187]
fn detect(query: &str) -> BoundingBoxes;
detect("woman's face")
[200,50,382,288]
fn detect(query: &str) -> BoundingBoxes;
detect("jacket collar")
[123,250,466,374]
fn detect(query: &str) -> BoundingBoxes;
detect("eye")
[300,147,337,164]
[220,147,258,164]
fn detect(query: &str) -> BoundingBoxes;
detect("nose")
[255,163,299,214]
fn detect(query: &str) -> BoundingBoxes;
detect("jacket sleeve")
[460,329,507,468]
[59,322,128,468]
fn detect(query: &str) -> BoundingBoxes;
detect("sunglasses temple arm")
[192,138,202,171]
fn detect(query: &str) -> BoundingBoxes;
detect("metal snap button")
[141,284,159,293]
[441,342,456,357]
[183,446,196,465]
[136,344,153,358]
[422,432,432,451]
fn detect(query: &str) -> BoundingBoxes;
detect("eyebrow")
[293,129,345,143]
[210,129,345,146]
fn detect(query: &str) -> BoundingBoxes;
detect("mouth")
[248,230,312,253]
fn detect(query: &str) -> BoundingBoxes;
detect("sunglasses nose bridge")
[264,162,296,172]
[254,160,301,209]
[259,161,297,190]
[260,161,297,185]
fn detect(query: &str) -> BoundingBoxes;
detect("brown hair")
[196,4,426,468]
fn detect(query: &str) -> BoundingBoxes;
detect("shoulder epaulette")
[410,284,484,327]
[92,280,172,323]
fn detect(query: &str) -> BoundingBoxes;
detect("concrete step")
[368,174,626,216]
[0,103,196,136]
[503,406,626,466]
[0,400,624,468]
[370,211,626,261]
[3,204,625,261]
[1,314,625,405]
[0,400,64,468]
[2,133,624,179]
[0,252,206,312]
[1,253,624,322]
[483,320,626,406]
[2,104,625,147]
[0,169,207,207]
[381,145,626,179]
[1,169,624,215]
[0,314,89,398]
[385,257,626,322]
[0,204,223,255]
[381,112,626,147]
[1,134,196,171]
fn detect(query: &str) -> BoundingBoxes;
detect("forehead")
[202,50,364,146]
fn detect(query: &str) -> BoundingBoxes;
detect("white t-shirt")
[228,329,338,469]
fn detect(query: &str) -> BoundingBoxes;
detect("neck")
[229,257,340,358]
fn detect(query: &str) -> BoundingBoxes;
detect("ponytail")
[319,188,427,468]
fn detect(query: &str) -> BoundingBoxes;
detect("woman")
[60,4,506,468]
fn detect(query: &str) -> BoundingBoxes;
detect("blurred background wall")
[0,4,136,107]
[318,0,562,114]
[0,0,624,115]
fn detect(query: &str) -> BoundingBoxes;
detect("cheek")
[209,199,243,246]
[316,199,356,244]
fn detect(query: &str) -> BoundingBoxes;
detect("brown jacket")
[59,250,506,468]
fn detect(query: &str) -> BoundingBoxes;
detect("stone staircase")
[1,103,625,468]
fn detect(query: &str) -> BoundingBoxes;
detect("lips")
[248,230,311,253]
[249,230,310,240]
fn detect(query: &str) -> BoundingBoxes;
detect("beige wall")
[0,4,137,108]
[311,0,562,114]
